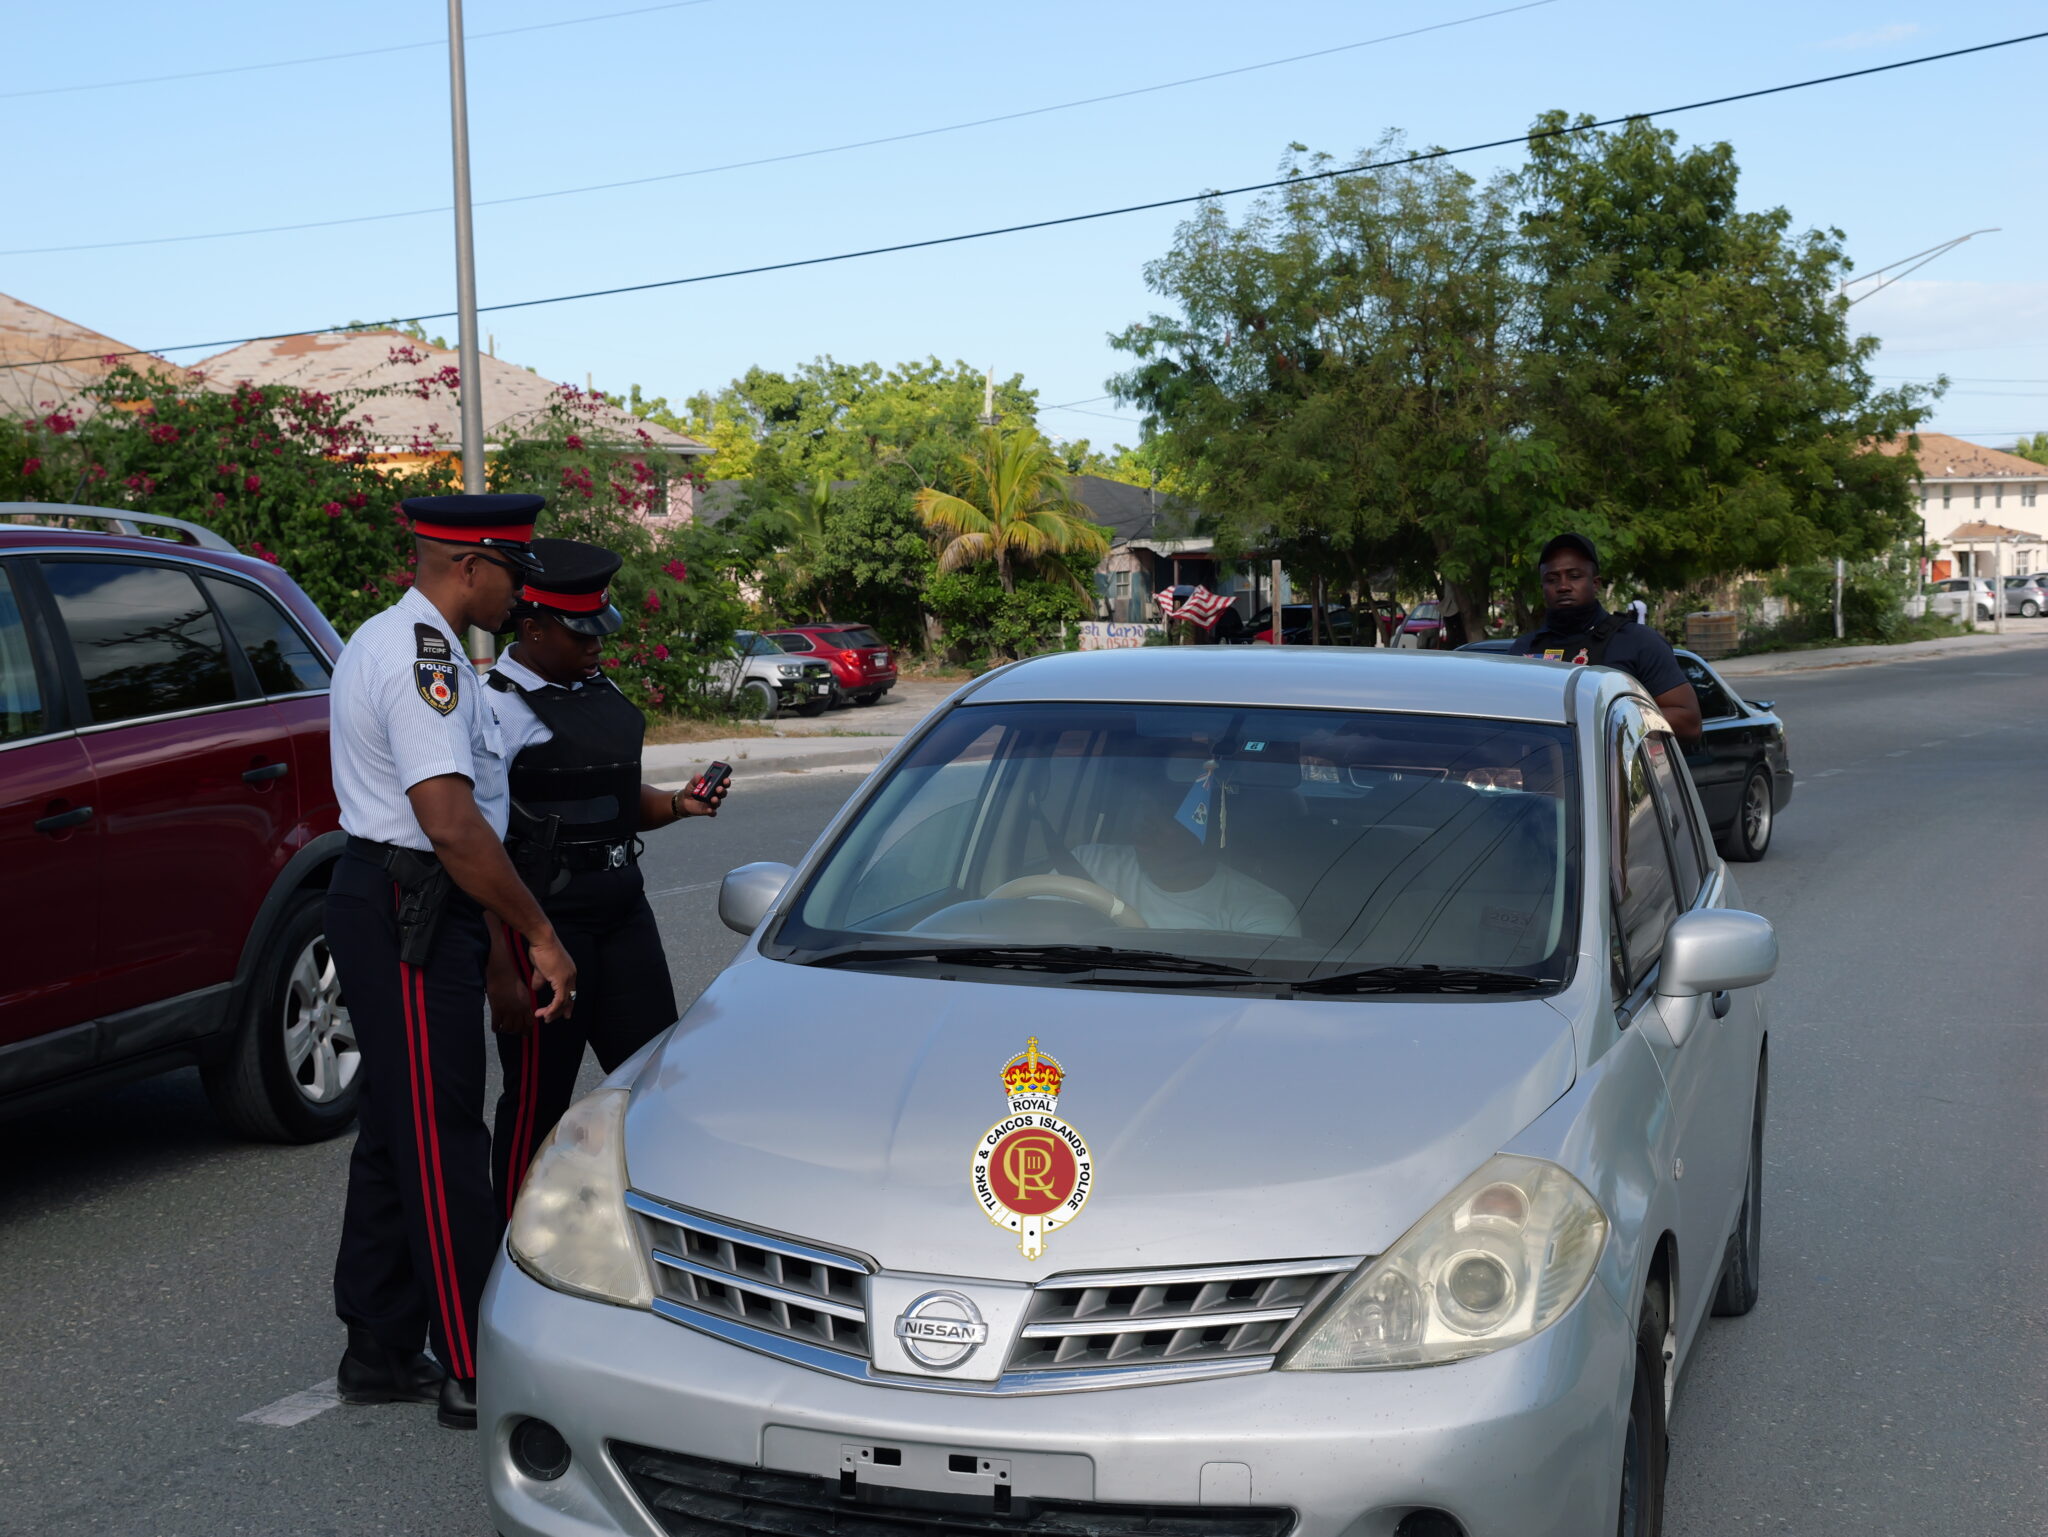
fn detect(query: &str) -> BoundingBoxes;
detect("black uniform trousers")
[492,866,678,1215]
[326,851,499,1384]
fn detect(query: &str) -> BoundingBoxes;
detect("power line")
[1,1,1559,258]
[0,0,716,101]
[12,26,2046,373]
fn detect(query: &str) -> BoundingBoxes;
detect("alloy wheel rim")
[1745,776,1772,849]
[282,937,358,1106]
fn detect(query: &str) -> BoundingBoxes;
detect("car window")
[1615,734,1680,992]
[832,627,883,648]
[1643,732,1705,903]
[201,577,330,695]
[0,569,46,744]
[774,634,815,652]
[1677,656,1738,720]
[42,559,236,725]
[781,703,1578,989]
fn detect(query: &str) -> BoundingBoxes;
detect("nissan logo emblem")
[892,1290,989,1369]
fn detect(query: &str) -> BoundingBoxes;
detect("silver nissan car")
[479,647,1777,1537]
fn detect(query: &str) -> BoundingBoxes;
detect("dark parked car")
[1461,638,1793,859]
[1240,602,1391,645]
[765,623,898,706]
[1,505,355,1137]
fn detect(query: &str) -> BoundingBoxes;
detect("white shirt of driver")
[1074,844,1300,937]
[329,587,508,849]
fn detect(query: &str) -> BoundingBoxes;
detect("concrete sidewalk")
[1715,626,2048,677]
[643,732,904,786]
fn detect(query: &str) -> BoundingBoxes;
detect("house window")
[1113,570,1132,599]
[2025,486,2039,509]
[1996,485,2004,509]
[1943,486,1952,508]
[1974,487,1983,508]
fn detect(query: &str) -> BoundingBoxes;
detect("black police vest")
[1525,611,1629,667]
[487,670,644,847]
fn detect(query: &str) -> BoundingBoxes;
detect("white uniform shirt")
[485,646,583,761]
[1074,844,1301,936]
[330,588,508,849]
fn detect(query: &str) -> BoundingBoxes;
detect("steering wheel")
[986,874,1149,928]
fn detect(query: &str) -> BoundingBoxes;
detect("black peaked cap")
[520,537,626,636]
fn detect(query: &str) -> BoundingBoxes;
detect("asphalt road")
[1,656,2043,1535]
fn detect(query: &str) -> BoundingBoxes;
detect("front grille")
[626,1194,872,1358]
[611,1444,1296,1537]
[1006,1259,1357,1373]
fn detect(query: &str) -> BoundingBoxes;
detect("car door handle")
[243,762,290,785]
[1711,990,1732,1019]
[34,804,94,835]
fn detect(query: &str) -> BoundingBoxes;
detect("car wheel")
[1978,604,1993,622]
[1618,1297,1670,1537]
[201,891,360,1143]
[1713,1063,1767,1317]
[737,678,778,719]
[853,690,883,706]
[2023,601,2040,618]
[1720,766,1773,862]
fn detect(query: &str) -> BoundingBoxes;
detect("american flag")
[1156,585,1234,630]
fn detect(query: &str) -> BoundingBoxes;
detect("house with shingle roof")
[1875,432,2048,578]
[0,292,198,421]
[194,329,711,522]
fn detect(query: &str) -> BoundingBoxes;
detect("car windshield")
[769,701,1578,992]
[1411,603,1441,620]
[832,627,883,648]
[735,631,784,657]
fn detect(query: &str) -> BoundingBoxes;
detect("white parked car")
[712,630,836,718]
[1927,577,1994,623]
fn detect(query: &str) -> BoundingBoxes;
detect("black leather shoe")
[336,1327,445,1406]
[438,1375,478,1431]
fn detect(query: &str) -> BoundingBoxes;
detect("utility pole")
[1833,557,1845,641]
[977,367,1000,428]
[447,0,493,664]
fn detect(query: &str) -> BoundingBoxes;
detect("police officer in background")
[325,494,577,1431]
[1508,532,1703,744]
[485,538,729,1210]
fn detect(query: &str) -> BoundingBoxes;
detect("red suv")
[764,622,898,707]
[1,505,354,1141]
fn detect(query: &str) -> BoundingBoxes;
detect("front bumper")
[479,1258,1633,1537]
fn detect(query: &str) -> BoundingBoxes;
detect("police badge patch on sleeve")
[414,623,460,714]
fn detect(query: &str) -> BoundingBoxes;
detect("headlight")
[507,1087,652,1308]
[776,664,802,677]
[1280,1154,1606,1371]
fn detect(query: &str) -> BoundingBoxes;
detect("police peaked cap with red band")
[401,493,546,574]
[518,537,626,636]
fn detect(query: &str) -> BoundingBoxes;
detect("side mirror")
[719,861,795,936]
[1655,908,1778,1046]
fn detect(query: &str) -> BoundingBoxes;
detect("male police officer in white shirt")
[325,494,576,1431]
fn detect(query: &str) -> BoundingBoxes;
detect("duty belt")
[556,837,642,873]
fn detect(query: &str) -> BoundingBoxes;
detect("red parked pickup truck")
[0,505,355,1141]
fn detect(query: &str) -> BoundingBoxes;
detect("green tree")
[802,471,936,645]
[1515,115,1936,596]
[2010,432,2048,468]
[914,428,1110,595]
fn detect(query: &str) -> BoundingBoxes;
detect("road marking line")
[240,1377,342,1427]
[1923,741,1946,747]
[1816,768,1844,777]
[648,879,719,899]
[1886,750,1909,757]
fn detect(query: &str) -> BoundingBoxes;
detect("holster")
[348,837,456,966]
[505,799,567,899]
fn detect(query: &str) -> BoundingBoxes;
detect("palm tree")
[915,429,1110,594]
[756,474,833,610]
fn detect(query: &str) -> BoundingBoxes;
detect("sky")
[9,1,2047,452]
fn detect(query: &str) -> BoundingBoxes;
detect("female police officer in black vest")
[484,537,729,1210]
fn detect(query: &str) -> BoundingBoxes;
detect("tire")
[2022,601,2040,619]
[1978,604,1993,623]
[1619,1300,1671,1537]
[1720,766,1773,863]
[852,690,883,707]
[1713,1064,1767,1317]
[737,678,778,719]
[793,698,831,717]
[201,891,360,1143]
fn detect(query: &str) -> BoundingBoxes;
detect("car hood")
[625,953,1579,1280]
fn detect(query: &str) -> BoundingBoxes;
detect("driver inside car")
[1074,765,1300,937]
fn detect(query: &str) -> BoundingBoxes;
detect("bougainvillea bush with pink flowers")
[0,358,749,718]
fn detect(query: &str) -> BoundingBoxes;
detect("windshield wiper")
[1290,964,1555,996]
[799,942,1259,978]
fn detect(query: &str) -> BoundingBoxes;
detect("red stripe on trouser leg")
[502,924,541,1219]
[412,965,476,1380]
[398,956,462,1379]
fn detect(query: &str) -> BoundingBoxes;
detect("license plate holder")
[762,1425,1093,1504]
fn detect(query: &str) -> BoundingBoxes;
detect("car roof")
[965,646,1576,723]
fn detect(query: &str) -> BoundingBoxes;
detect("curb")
[1715,631,2048,678]
[643,735,903,784]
